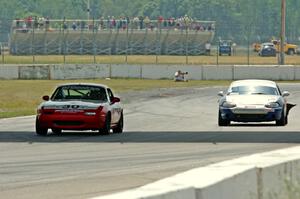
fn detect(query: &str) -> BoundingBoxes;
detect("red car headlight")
[84,112,96,116]
[39,107,55,114]
[84,106,103,116]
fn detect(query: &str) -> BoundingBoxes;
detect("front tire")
[218,110,230,126]
[113,113,123,133]
[52,128,62,135]
[35,118,48,136]
[276,110,286,126]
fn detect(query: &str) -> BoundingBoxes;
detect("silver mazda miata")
[218,79,295,126]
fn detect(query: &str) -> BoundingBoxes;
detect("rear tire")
[218,110,230,126]
[35,118,48,136]
[100,113,111,135]
[113,113,123,134]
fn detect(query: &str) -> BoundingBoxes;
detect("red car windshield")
[51,85,108,102]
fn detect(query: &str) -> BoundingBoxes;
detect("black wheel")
[113,113,123,134]
[287,49,294,55]
[35,118,48,136]
[218,110,230,126]
[100,113,111,135]
[276,110,286,126]
[52,128,62,134]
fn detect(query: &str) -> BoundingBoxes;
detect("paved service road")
[1,84,300,199]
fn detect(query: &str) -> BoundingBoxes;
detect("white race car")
[218,79,295,126]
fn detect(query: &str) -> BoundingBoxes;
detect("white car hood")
[225,95,280,105]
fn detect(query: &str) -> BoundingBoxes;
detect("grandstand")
[9,19,215,55]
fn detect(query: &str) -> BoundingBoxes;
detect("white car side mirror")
[218,91,224,97]
[282,91,290,97]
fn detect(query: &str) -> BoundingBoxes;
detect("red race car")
[36,83,123,136]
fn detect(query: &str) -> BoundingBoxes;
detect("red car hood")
[40,100,104,110]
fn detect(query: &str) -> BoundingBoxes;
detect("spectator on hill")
[205,41,211,55]
[34,16,38,29]
[157,16,164,28]
[139,16,144,29]
[80,20,85,30]
[72,21,77,30]
[174,70,188,82]
[133,16,139,29]
[45,17,50,31]
[38,17,44,29]
[99,16,104,30]
[63,21,68,30]
[144,16,150,29]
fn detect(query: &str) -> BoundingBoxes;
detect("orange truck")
[253,40,298,55]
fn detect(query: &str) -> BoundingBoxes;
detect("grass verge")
[0,79,230,118]
[1,54,300,65]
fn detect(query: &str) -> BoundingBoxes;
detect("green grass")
[0,79,230,118]
[1,54,300,65]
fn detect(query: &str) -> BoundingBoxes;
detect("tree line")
[1,0,300,44]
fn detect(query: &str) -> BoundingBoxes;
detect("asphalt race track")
[1,84,300,199]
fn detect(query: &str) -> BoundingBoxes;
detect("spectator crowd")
[13,15,215,33]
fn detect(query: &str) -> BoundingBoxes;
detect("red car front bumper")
[37,110,106,130]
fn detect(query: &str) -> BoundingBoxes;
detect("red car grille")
[54,121,84,126]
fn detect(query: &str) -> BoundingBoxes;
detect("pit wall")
[1,64,300,80]
[92,146,300,199]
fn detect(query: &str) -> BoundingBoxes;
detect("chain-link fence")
[1,18,300,65]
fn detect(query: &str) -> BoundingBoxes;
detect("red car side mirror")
[42,95,50,101]
[111,97,120,104]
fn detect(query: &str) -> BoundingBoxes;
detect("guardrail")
[91,146,300,199]
[0,64,300,81]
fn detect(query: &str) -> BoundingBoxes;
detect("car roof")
[262,42,274,45]
[262,42,274,46]
[56,83,109,89]
[230,79,277,88]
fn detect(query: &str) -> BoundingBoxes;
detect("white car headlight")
[265,102,280,108]
[221,101,236,108]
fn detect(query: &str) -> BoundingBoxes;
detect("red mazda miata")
[36,83,123,135]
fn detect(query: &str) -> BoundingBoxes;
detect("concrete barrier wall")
[0,64,300,80]
[202,65,233,80]
[92,146,300,199]
[141,65,204,80]
[234,65,295,80]
[50,64,110,79]
[111,64,141,78]
[0,65,19,79]
[19,65,50,79]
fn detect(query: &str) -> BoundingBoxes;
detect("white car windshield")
[51,85,108,102]
[228,86,279,95]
